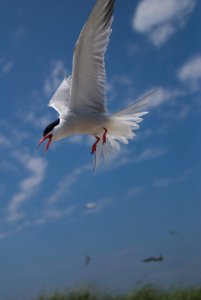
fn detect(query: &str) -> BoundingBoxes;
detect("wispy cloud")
[125,87,185,112]
[177,55,201,91]
[138,86,193,123]
[7,153,47,222]
[24,111,52,130]
[18,60,67,132]
[0,162,92,240]
[14,25,26,42]
[46,164,91,205]
[20,59,68,132]
[0,223,26,240]
[68,135,92,147]
[44,60,67,97]
[0,160,18,172]
[34,207,75,225]
[106,74,134,102]
[0,59,14,75]
[101,145,168,173]
[134,147,168,162]
[133,0,196,46]
[153,166,199,187]
[145,87,176,107]
[128,185,145,197]
[0,133,10,147]
[0,231,11,240]
[0,205,75,240]
[0,184,4,196]
[126,43,140,57]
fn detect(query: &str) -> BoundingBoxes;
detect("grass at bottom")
[35,285,201,300]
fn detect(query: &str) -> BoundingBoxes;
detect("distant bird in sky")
[84,202,97,210]
[169,230,179,236]
[38,0,153,169]
[143,255,163,263]
[85,255,92,266]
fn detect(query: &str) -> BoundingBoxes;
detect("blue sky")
[0,0,201,299]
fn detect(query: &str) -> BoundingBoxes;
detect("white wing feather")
[69,0,115,113]
[48,76,71,116]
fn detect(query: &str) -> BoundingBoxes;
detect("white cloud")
[67,135,93,149]
[0,205,76,240]
[154,178,172,188]
[0,184,5,196]
[7,153,47,222]
[14,25,26,42]
[106,74,134,102]
[0,231,10,240]
[128,186,144,197]
[112,74,133,87]
[117,87,183,114]
[133,0,196,46]
[149,24,175,46]
[68,135,84,144]
[126,43,140,57]
[154,166,198,187]
[2,61,13,73]
[134,147,168,162]
[178,104,190,119]
[44,60,67,97]
[141,87,191,122]
[0,160,18,172]
[178,55,201,91]
[19,60,66,131]
[146,88,170,107]
[0,222,30,240]
[0,134,10,147]
[0,59,14,75]
[101,145,168,173]
[140,87,185,109]
[34,207,75,225]
[24,111,52,129]
[46,164,91,205]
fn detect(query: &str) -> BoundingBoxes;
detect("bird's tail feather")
[94,90,156,170]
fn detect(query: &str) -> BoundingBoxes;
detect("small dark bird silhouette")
[85,255,91,266]
[143,255,163,263]
[169,230,179,236]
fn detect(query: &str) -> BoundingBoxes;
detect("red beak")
[37,134,52,152]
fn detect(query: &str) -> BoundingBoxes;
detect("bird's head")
[37,118,60,152]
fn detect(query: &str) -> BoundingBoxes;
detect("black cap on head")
[43,118,60,136]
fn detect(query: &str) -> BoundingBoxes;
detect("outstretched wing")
[69,0,115,113]
[48,76,71,116]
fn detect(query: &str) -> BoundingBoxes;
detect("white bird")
[38,0,153,169]
[84,202,97,210]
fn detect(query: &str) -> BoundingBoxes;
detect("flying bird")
[169,230,179,236]
[84,202,97,209]
[38,0,153,169]
[85,255,92,266]
[142,255,163,263]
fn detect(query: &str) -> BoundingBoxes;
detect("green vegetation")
[35,285,201,300]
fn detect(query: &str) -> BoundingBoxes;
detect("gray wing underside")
[69,0,115,113]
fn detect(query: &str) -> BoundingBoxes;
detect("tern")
[84,255,92,266]
[38,0,153,169]
[143,255,163,263]
[84,202,97,210]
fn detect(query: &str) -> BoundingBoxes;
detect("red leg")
[91,136,100,154]
[102,127,108,144]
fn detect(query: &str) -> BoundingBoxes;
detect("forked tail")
[94,90,156,170]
